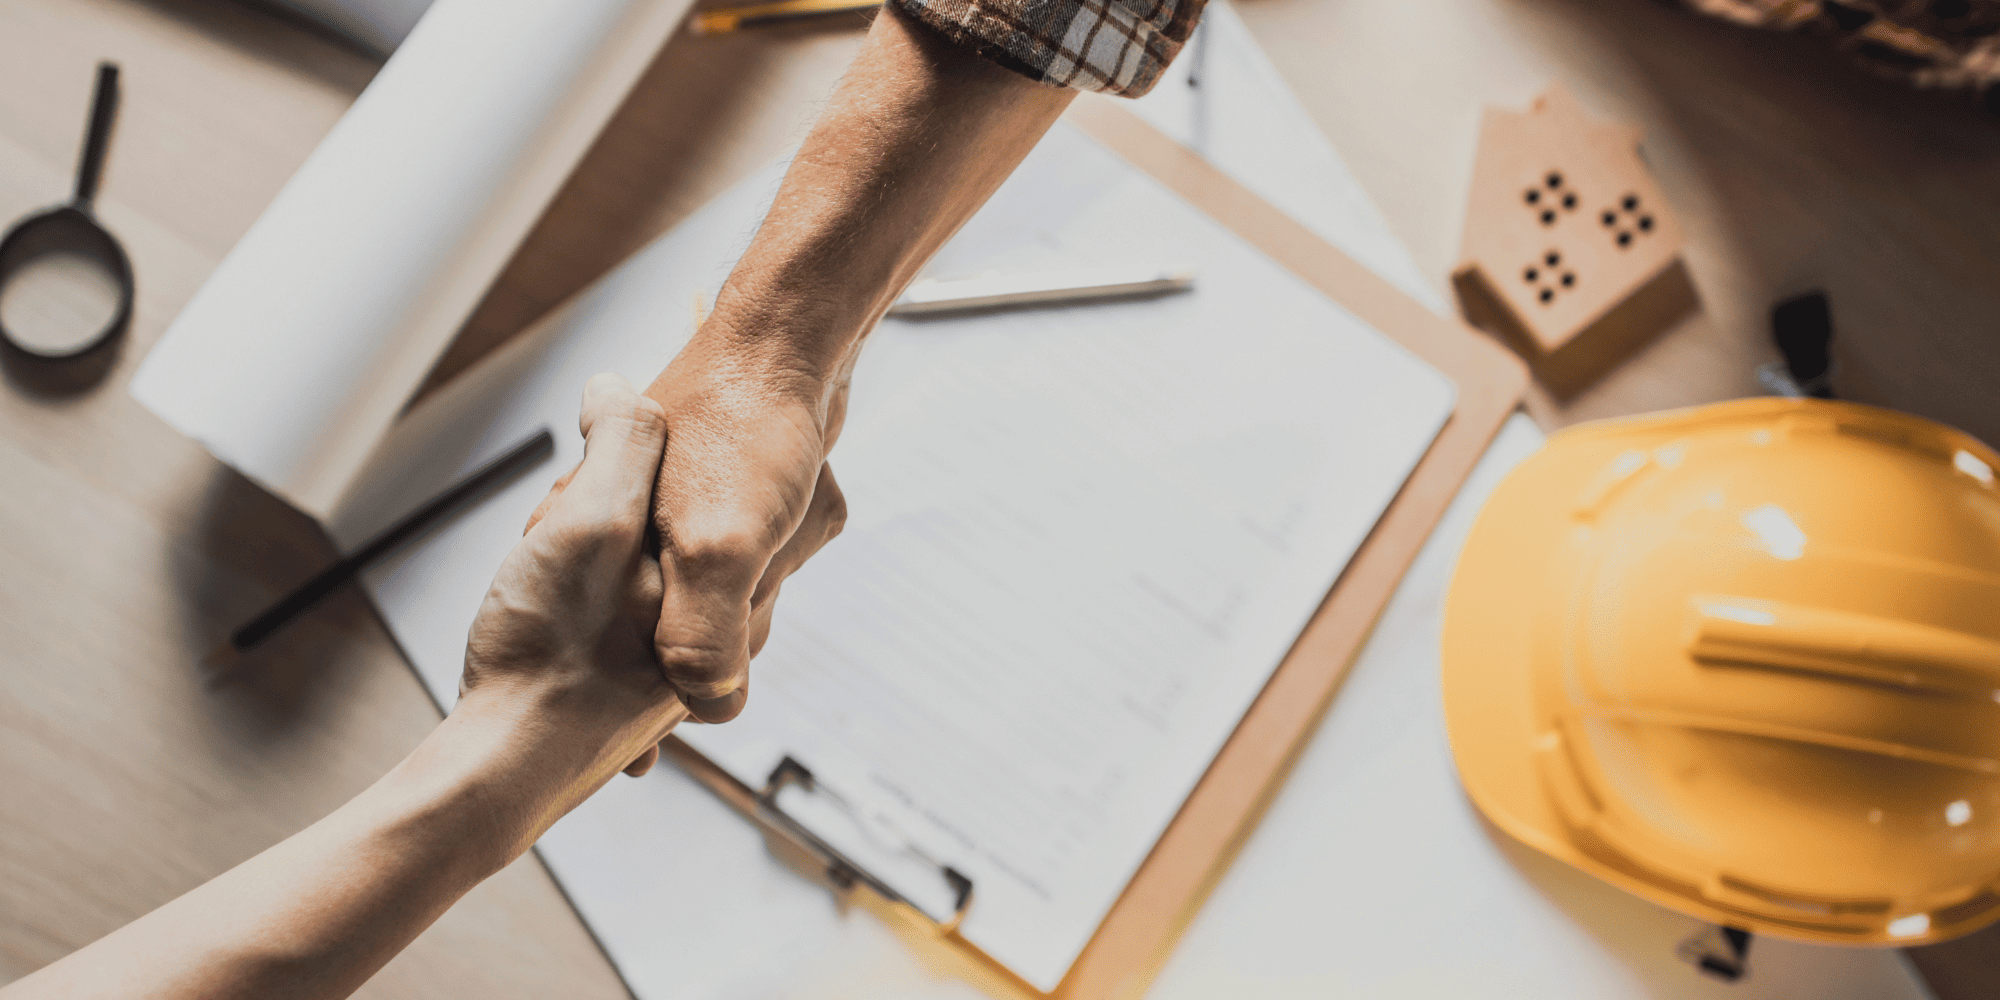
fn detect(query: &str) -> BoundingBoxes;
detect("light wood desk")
[1,0,1995,996]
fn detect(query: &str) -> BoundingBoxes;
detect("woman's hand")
[469,371,688,779]
[3,374,689,1000]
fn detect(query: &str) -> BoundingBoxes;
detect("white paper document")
[345,117,1452,992]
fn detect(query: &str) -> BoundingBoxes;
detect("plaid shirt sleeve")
[889,0,1206,97]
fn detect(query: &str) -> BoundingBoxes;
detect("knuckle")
[581,376,664,439]
[628,392,668,428]
[592,510,651,550]
[543,519,604,557]
[668,526,772,584]
[604,401,667,450]
[601,414,662,456]
[551,506,649,556]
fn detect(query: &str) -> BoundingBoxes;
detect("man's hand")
[530,5,1070,725]
[635,337,849,723]
[525,351,849,725]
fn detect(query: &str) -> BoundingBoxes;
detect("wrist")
[687,280,864,397]
[366,685,681,873]
[452,680,680,794]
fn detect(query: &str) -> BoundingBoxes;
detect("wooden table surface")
[2,0,1995,996]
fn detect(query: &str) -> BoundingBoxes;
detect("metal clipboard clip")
[754,755,975,935]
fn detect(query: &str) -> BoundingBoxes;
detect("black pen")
[204,427,555,672]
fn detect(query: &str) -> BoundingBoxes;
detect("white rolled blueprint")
[131,0,691,521]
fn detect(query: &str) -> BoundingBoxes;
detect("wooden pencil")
[694,0,880,35]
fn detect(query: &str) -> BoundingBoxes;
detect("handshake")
[0,14,1093,996]
[462,355,850,780]
[1,362,861,1000]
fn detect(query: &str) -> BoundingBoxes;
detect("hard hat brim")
[1438,399,1992,946]
[1441,415,1625,888]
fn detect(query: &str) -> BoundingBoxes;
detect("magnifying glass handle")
[73,62,120,211]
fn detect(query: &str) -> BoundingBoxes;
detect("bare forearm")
[629,6,1073,722]
[692,3,1075,389]
[6,690,678,1000]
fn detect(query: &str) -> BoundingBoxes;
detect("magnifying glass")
[0,62,133,361]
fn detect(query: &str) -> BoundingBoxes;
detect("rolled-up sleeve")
[889,0,1206,97]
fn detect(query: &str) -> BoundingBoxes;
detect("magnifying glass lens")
[0,250,124,357]
[0,206,133,360]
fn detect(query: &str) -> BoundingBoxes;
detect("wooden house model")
[1453,85,1696,396]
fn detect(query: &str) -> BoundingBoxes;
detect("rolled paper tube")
[130,0,693,522]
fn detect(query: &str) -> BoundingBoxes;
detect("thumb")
[655,531,760,722]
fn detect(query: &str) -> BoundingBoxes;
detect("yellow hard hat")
[1443,398,2000,946]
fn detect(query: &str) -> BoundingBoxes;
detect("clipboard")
[658,95,1529,999]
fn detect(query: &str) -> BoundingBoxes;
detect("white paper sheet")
[1127,4,1446,316]
[341,119,1451,990]
[130,0,692,521]
[675,131,1452,989]
[333,4,1468,993]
